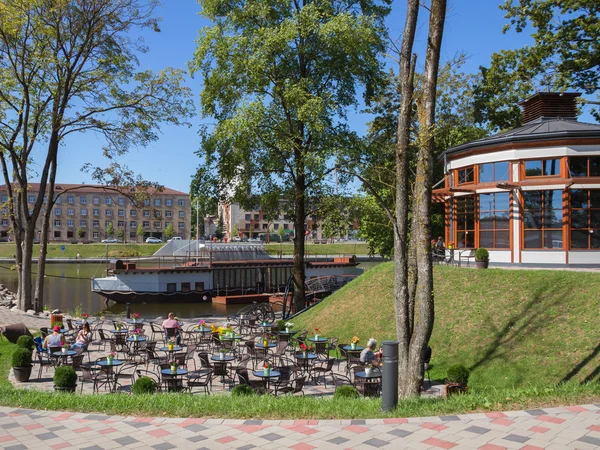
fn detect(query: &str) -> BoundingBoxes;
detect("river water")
[0,260,381,319]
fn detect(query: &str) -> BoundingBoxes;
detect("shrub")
[51,322,63,329]
[277,319,286,331]
[447,364,470,384]
[11,348,32,368]
[475,248,489,261]
[132,376,157,395]
[54,366,77,387]
[231,384,255,396]
[16,336,34,351]
[333,385,359,399]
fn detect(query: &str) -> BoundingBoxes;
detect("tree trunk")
[292,173,306,313]
[394,0,420,399]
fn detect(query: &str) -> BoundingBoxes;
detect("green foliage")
[51,322,63,329]
[231,384,255,396]
[11,348,32,368]
[164,223,174,240]
[132,376,157,395]
[447,364,470,385]
[475,248,489,261]
[16,336,34,351]
[117,227,124,239]
[76,227,84,239]
[215,216,224,240]
[276,320,286,331]
[136,223,145,241]
[333,385,359,399]
[53,366,77,387]
[106,222,115,237]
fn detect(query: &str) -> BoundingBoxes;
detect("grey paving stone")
[34,432,58,440]
[243,420,263,425]
[187,435,208,443]
[464,425,490,435]
[503,434,530,443]
[578,435,600,446]
[363,438,389,448]
[1,422,20,429]
[124,421,153,428]
[184,424,208,432]
[152,443,176,450]
[114,436,139,446]
[525,409,546,416]
[4,445,27,450]
[439,415,460,421]
[351,419,366,425]
[47,425,66,431]
[388,429,412,438]
[237,446,255,450]
[79,446,104,450]
[260,433,284,441]
[327,436,350,445]
[14,409,38,415]
[83,414,110,421]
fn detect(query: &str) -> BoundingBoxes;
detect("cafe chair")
[310,358,336,387]
[186,368,213,395]
[114,362,138,392]
[273,376,305,396]
[235,368,267,395]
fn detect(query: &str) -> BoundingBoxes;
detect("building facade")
[0,183,191,243]
[433,92,600,265]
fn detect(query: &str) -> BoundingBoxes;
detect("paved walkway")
[0,404,598,449]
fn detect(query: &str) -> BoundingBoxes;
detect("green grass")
[0,243,162,258]
[293,263,600,390]
[264,242,370,256]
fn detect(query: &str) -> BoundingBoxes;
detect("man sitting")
[43,325,65,350]
[162,312,182,345]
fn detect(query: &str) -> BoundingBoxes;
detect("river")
[0,260,382,319]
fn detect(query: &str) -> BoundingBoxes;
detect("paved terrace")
[0,404,599,449]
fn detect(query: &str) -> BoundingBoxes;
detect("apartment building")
[0,183,191,243]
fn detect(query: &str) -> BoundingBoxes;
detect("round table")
[160,368,188,392]
[96,359,124,392]
[252,369,280,389]
[57,329,70,334]
[307,337,328,343]
[294,352,317,375]
[75,320,94,326]
[355,369,382,379]
[52,350,77,357]
[110,329,128,334]
[355,369,382,397]
[220,334,241,340]
[125,336,147,342]
[343,345,364,351]
[255,342,276,349]
[278,330,298,335]
[127,319,145,325]
[211,354,234,362]
[192,327,212,333]
[159,346,183,358]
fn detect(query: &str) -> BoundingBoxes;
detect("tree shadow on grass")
[560,342,600,385]
[468,285,562,377]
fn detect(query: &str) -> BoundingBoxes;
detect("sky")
[49,0,543,194]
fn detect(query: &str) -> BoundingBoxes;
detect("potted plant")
[365,363,373,377]
[285,321,294,333]
[351,336,360,350]
[313,328,320,340]
[170,360,179,373]
[300,343,308,358]
[263,361,272,376]
[54,366,77,393]
[61,343,69,355]
[107,351,116,364]
[446,364,470,396]
[475,248,489,269]
[16,335,34,351]
[219,348,227,360]
[12,348,33,382]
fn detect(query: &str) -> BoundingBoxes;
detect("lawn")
[293,263,600,390]
[0,243,162,258]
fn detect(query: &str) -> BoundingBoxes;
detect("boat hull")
[95,290,213,305]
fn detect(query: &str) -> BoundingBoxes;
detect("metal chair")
[458,249,476,267]
[273,376,305,396]
[310,358,336,387]
[235,367,267,395]
[113,362,138,392]
[186,369,213,395]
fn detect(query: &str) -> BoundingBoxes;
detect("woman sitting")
[360,338,382,367]
[71,322,92,350]
[42,325,65,350]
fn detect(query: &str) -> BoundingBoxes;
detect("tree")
[117,227,124,241]
[136,223,145,243]
[232,226,239,238]
[190,0,389,312]
[474,0,600,129]
[321,196,352,243]
[215,216,224,240]
[0,0,193,311]
[76,227,84,240]
[164,223,174,241]
[106,223,115,238]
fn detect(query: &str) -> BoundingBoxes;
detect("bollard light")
[382,340,399,411]
[126,302,131,319]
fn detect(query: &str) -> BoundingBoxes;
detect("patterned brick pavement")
[0,404,598,449]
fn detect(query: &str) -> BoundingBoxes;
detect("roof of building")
[444,117,600,158]
[0,183,188,196]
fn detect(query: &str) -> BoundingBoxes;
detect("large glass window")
[569,156,600,177]
[570,189,600,249]
[478,162,510,183]
[523,190,563,249]
[453,196,475,248]
[479,193,510,248]
[456,166,474,185]
[524,159,560,177]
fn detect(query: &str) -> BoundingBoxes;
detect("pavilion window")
[523,190,563,249]
[479,193,510,248]
[456,166,474,185]
[570,189,600,249]
[453,195,475,248]
[568,156,600,178]
[478,161,509,183]
[524,159,560,177]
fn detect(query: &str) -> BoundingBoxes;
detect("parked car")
[232,236,241,242]
[145,237,162,244]
[167,237,182,242]
[101,238,119,243]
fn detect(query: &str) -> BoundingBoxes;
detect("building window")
[456,166,474,185]
[245,223,250,230]
[55,196,61,204]
[54,208,61,216]
[262,223,268,230]
[254,214,259,220]
[166,211,172,218]
[452,195,475,248]
[284,223,289,230]
[130,210,137,216]
[570,189,600,249]
[67,208,74,216]
[93,220,99,227]
[195,282,205,291]
[80,220,87,227]
[254,223,259,230]
[274,223,279,230]
[67,231,74,238]
[523,190,563,249]
[130,221,136,227]
[105,221,112,228]
[28,195,35,203]
[165,199,173,206]
[80,196,87,204]
[54,219,61,227]
[129,232,137,239]
[80,209,87,216]
[93,231,99,239]
[67,220,74,227]
[245,214,251,220]
[1,219,7,226]
[143,221,150,228]
[154,221,161,229]
[143,210,150,217]
[165,222,171,228]
[569,156,600,177]
[118,209,125,216]
[478,162,510,183]
[118,197,125,205]
[93,197,100,205]
[2,195,8,202]
[178,222,184,229]
[154,199,161,206]
[179,211,184,218]
[67,196,74,204]
[154,211,161,218]
[117,221,124,228]
[524,159,560,177]
[143,199,150,206]
[93,209,100,216]
[178,199,185,206]
[479,193,510,248]
[167,283,176,293]
[181,282,191,293]
[105,197,112,204]
[54,231,61,238]
[106,209,112,217]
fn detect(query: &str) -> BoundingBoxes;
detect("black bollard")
[382,340,399,411]
[34,297,39,314]
[126,303,131,319]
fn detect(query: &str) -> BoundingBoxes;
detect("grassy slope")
[0,243,162,258]
[293,263,600,390]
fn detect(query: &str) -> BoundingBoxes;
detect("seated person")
[43,325,65,350]
[360,338,382,367]
[436,237,445,250]
[71,322,92,350]
[162,312,182,345]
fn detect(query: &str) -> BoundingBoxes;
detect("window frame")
[569,189,600,250]
[522,158,562,179]
[522,189,564,250]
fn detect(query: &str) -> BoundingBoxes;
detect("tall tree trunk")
[400,0,447,398]
[292,171,306,313]
[394,0,420,399]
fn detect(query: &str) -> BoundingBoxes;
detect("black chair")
[273,376,305,396]
[310,358,336,387]
[187,369,213,395]
[424,345,432,388]
[235,367,267,395]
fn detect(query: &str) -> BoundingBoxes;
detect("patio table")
[210,354,235,362]
[160,368,188,392]
[343,345,364,351]
[307,337,328,343]
[252,370,280,389]
[294,352,317,375]
[96,359,123,392]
